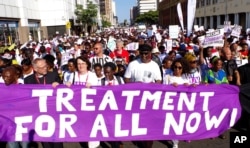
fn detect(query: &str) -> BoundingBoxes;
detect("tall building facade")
[130,6,139,25]
[112,1,117,26]
[158,0,188,28]
[0,0,101,44]
[137,0,158,14]
[100,0,113,26]
[195,0,250,30]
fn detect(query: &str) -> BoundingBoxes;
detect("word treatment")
[0,83,241,141]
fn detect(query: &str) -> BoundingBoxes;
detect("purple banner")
[0,83,241,142]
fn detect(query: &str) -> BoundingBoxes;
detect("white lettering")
[186,113,201,133]
[122,91,140,110]
[163,113,185,135]
[15,116,32,141]
[99,90,118,110]
[90,114,109,137]
[57,88,76,112]
[32,89,53,112]
[140,91,162,110]
[131,113,147,136]
[205,109,229,130]
[115,114,129,137]
[200,92,214,111]
[81,88,96,111]
[35,115,55,137]
[162,92,177,110]
[178,93,196,111]
[59,114,77,138]
[230,108,238,127]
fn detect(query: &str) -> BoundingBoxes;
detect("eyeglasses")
[190,60,197,64]
[140,52,150,55]
[174,66,182,70]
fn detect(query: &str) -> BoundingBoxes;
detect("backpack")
[101,76,122,86]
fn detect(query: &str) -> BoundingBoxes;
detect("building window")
[0,22,18,46]
[201,0,205,7]
[212,0,218,4]
[207,0,211,5]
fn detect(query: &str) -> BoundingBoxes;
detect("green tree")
[124,19,128,26]
[74,1,98,34]
[135,10,159,25]
[102,20,112,28]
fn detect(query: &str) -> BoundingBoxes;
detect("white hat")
[152,47,160,53]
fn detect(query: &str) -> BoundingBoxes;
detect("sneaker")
[173,144,178,148]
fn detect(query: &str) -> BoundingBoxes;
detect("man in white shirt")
[89,42,113,70]
[124,44,162,84]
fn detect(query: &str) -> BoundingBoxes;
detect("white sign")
[169,25,180,39]
[231,25,242,38]
[165,39,173,53]
[202,29,224,48]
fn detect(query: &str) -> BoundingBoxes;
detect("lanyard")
[35,74,46,84]
[76,72,89,85]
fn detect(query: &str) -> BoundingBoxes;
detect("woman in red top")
[109,40,130,65]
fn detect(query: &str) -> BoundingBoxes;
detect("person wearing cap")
[124,44,162,83]
[184,53,202,85]
[124,44,162,148]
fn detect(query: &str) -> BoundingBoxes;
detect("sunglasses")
[190,60,197,64]
[174,66,182,70]
[140,52,150,55]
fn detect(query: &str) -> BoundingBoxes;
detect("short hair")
[2,66,17,76]
[67,58,75,64]
[171,58,190,74]
[75,56,91,71]
[32,58,46,68]
[21,58,32,66]
[103,62,116,71]
[138,44,152,52]
[93,63,102,69]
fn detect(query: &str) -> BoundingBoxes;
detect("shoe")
[172,144,178,148]
[219,135,226,139]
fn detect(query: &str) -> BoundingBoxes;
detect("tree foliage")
[102,20,112,28]
[135,10,159,25]
[74,1,98,32]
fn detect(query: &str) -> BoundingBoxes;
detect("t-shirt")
[204,69,228,84]
[186,68,202,84]
[124,59,162,83]
[97,76,124,86]
[89,55,113,70]
[109,49,130,63]
[68,71,98,86]
[164,75,189,85]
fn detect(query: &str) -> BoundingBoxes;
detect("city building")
[130,6,139,25]
[195,0,250,30]
[137,0,158,14]
[0,0,102,45]
[112,1,118,26]
[158,0,188,29]
[100,0,113,26]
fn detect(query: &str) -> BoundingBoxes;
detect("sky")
[115,0,136,23]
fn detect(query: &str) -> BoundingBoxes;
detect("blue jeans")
[8,142,28,148]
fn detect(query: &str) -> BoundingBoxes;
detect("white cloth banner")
[177,2,184,31]
[187,0,197,37]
